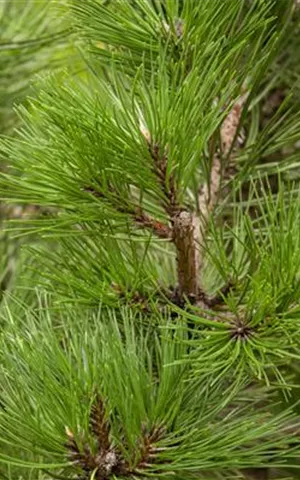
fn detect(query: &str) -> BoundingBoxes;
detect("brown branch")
[65,401,168,480]
[147,143,179,217]
[134,207,172,239]
[140,94,247,301]
[133,424,166,474]
[135,96,247,303]
[90,397,111,452]
[142,125,199,299]
[172,211,199,299]
[65,397,126,480]
[84,185,172,239]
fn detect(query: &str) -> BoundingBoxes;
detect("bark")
[172,211,199,298]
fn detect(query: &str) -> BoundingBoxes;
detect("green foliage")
[0,0,81,303]
[1,1,300,479]
[1,299,300,479]
[0,0,72,135]
[0,0,298,303]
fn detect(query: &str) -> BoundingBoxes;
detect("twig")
[65,399,125,480]
[133,424,166,475]
[65,401,168,479]
[146,142,179,217]
[134,207,172,239]
[84,185,172,239]
[89,397,111,452]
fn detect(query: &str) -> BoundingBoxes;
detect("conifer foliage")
[0,0,73,301]
[1,1,300,479]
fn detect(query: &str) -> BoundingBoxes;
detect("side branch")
[147,143,179,217]
[84,185,172,239]
[134,207,172,239]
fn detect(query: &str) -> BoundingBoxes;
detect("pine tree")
[1,1,300,479]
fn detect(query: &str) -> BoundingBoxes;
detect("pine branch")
[66,399,167,480]
[172,211,199,301]
[89,397,111,452]
[2,2,300,479]
[84,184,172,239]
[147,92,249,308]
[65,427,98,473]
[146,142,179,217]
[139,93,248,302]
[134,424,167,473]
[65,399,125,480]
[141,126,200,300]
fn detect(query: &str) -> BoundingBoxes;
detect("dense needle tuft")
[1,1,300,480]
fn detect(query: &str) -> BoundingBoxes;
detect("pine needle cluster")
[1,1,300,480]
[0,0,77,301]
